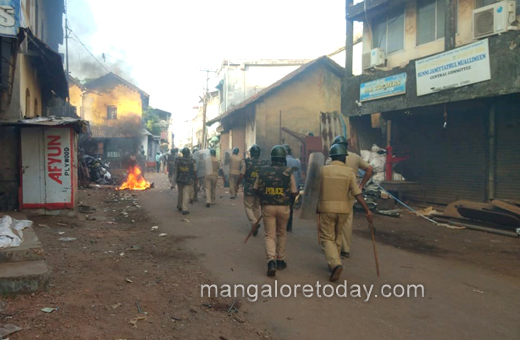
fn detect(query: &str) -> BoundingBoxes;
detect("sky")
[65,0,348,125]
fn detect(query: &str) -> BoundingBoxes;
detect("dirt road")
[3,172,519,339]
[140,173,520,340]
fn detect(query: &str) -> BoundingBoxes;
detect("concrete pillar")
[345,0,354,77]
[445,0,458,51]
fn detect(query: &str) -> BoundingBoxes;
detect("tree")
[142,107,163,136]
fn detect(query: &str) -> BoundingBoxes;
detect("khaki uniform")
[241,158,265,225]
[229,154,242,197]
[342,153,370,253]
[318,160,361,270]
[176,157,197,212]
[204,156,220,205]
[254,165,298,262]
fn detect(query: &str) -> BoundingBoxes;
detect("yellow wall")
[83,84,143,126]
[362,0,478,70]
[254,64,341,159]
[19,54,42,118]
[69,83,83,118]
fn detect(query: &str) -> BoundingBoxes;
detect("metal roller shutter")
[392,107,488,204]
[495,99,520,201]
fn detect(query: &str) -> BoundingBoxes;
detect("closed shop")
[495,95,520,201]
[391,104,488,204]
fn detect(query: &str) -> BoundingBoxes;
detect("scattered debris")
[227,298,238,316]
[126,278,133,283]
[38,224,48,227]
[0,323,22,338]
[101,221,117,225]
[473,289,485,294]
[179,219,190,223]
[135,300,147,315]
[219,336,229,340]
[57,223,69,227]
[129,315,147,328]
[233,315,245,323]
[151,226,159,231]
[159,233,167,237]
[0,300,6,312]
[58,231,65,235]
[58,237,77,242]
[41,307,57,313]
[202,303,212,308]
[376,209,402,217]
[127,245,141,251]
[171,316,181,321]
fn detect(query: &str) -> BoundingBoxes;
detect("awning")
[24,29,68,100]
[0,116,88,133]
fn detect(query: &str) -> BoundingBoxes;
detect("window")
[107,105,117,120]
[372,7,405,54]
[417,0,445,45]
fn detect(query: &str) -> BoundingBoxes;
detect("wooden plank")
[491,200,520,217]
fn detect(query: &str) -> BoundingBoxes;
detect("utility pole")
[65,0,70,77]
[199,69,216,149]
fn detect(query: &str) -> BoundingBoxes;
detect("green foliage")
[142,107,163,136]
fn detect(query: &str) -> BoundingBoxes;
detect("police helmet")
[249,144,261,158]
[332,135,348,147]
[210,148,216,156]
[181,147,190,157]
[282,144,292,155]
[271,145,287,160]
[329,144,348,157]
[232,147,239,155]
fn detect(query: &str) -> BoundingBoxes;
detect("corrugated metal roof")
[0,116,88,133]
[207,56,344,126]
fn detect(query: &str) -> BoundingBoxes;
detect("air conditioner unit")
[362,48,386,70]
[473,1,517,39]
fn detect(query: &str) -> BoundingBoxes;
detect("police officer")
[238,144,264,235]
[282,144,301,232]
[191,147,200,202]
[176,147,197,215]
[167,148,179,189]
[318,144,373,282]
[229,147,242,199]
[331,135,374,259]
[205,149,220,208]
[254,145,298,277]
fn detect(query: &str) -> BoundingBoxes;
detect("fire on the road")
[119,165,151,190]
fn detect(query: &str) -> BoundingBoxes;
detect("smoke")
[66,0,136,83]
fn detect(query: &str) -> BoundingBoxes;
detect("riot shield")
[222,149,232,176]
[193,149,213,178]
[300,152,325,220]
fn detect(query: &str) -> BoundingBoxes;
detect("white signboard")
[21,127,74,210]
[415,39,491,96]
[44,127,73,205]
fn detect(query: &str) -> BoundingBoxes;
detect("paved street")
[141,173,520,340]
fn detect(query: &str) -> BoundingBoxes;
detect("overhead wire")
[67,27,110,73]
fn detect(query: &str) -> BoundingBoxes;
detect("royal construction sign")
[415,39,491,96]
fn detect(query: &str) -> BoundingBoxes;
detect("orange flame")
[118,165,151,190]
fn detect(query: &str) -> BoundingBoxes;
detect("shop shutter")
[392,107,487,204]
[495,104,520,201]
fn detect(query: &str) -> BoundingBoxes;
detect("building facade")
[0,0,70,211]
[208,57,344,163]
[343,0,520,204]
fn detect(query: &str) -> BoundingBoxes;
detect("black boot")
[330,265,343,282]
[267,260,277,277]
[276,260,287,270]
